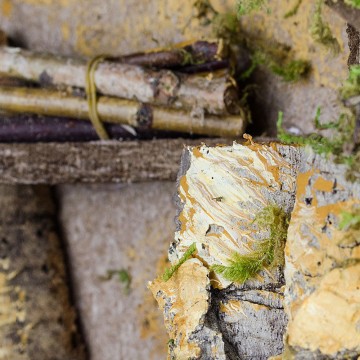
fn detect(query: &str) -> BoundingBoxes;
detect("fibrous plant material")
[0,86,246,137]
[212,206,289,283]
[162,242,197,281]
[0,46,241,116]
[310,0,340,54]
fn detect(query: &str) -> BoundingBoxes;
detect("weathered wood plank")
[0,138,230,184]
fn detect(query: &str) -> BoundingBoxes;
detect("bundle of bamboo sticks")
[0,31,248,142]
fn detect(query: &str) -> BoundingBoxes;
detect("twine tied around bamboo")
[85,55,110,140]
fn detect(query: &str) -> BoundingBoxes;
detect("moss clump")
[241,50,310,82]
[162,243,197,281]
[236,0,268,16]
[277,111,344,156]
[344,0,360,9]
[339,207,360,245]
[277,109,359,181]
[271,59,310,82]
[211,206,289,284]
[339,208,360,231]
[310,0,340,54]
[340,65,360,100]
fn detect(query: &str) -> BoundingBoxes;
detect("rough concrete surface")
[57,183,176,360]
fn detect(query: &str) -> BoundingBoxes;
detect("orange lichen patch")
[148,258,209,359]
[287,264,360,355]
[285,160,360,355]
[313,177,334,193]
[192,147,204,159]
[173,143,296,288]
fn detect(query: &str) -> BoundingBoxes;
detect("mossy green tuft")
[162,243,197,281]
[211,206,289,284]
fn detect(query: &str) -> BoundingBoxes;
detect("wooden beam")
[0,138,231,184]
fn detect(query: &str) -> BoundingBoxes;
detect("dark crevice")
[51,186,89,360]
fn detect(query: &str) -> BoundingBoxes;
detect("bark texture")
[0,47,240,115]
[149,141,360,360]
[0,138,230,184]
[0,185,86,360]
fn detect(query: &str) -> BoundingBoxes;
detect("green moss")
[339,207,360,245]
[277,110,359,181]
[241,50,310,82]
[162,243,197,281]
[310,0,340,54]
[344,0,360,9]
[340,65,360,100]
[284,0,303,18]
[211,206,289,283]
[277,111,342,156]
[236,0,268,16]
[100,269,132,294]
[270,59,310,82]
[339,209,360,231]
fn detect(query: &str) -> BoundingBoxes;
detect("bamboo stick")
[0,47,241,115]
[0,87,245,137]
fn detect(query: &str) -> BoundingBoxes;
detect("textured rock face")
[149,141,360,360]
[284,152,360,358]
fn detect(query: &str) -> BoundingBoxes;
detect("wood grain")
[0,138,231,184]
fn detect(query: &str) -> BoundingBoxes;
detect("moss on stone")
[162,243,197,281]
[310,0,340,54]
[212,205,289,284]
